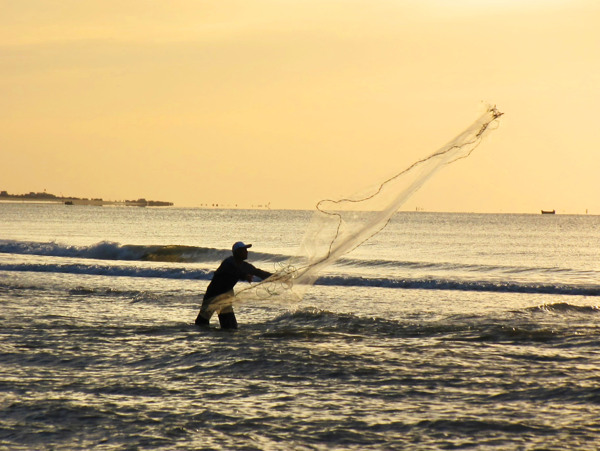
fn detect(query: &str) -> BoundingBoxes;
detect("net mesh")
[207,105,503,313]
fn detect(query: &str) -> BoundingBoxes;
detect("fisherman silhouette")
[195,242,272,329]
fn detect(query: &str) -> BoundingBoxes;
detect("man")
[195,241,272,329]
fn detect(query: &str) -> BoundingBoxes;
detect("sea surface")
[1,202,599,450]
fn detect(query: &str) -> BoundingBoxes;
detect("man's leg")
[195,311,210,326]
[218,305,238,329]
[195,296,214,326]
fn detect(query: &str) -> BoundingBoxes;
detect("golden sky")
[2,0,599,213]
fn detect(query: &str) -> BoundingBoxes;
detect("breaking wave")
[0,239,278,263]
[1,260,598,296]
[263,306,600,345]
[0,261,211,280]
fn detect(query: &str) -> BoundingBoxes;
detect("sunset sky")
[2,0,599,213]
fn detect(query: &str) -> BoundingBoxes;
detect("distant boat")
[541,209,555,215]
[64,201,73,205]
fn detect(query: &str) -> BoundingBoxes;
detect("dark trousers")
[195,309,238,329]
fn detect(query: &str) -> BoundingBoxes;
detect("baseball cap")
[232,241,252,252]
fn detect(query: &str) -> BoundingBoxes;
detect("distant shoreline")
[0,191,173,207]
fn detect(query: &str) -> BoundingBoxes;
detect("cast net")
[206,105,503,313]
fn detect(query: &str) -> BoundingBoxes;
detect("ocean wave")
[319,275,600,296]
[0,262,211,280]
[0,239,147,260]
[528,302,600,314]
[2,240,592,282]
[0,239,277,263]
[1,260,599,296]
[265,307,598,343]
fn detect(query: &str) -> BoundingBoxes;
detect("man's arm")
[239,261,272,282]
[252,268,272,280]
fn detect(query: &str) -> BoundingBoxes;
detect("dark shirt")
[203,256,271,300]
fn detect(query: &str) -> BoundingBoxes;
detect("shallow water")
[1,203,599,449]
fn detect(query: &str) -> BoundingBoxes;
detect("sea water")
[1,202,599,450]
